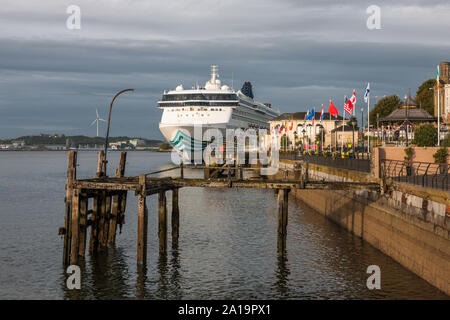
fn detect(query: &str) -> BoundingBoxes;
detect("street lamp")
[350,118,357,155]
[361,107,364,150]
[103,88,135,176]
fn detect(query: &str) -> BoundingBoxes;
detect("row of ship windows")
[177,113,212,117]
[162,94,237,101]
[167,108,224,112]
[161,102,238,107]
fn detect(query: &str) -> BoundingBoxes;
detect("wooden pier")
[60,151,380,266]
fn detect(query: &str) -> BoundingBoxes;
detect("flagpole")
[438,88,440,146]
[367,93,370,154]
[341,98,345,154]
[329,101,332,151]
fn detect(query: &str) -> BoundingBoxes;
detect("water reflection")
[170,248,182,299]
[63,247,132,300]
[136,265,148,300]
[1,152,447,299]
[274,253,290,297]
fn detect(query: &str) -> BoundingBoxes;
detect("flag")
[364,83,370,103]
[305,108,315,120]
[350,90,356,115]
[328,100,338,117]
[436,65,440,90]
[285,122,288,133]
[289,115,293,131]
[344,95,354,115]
[319,104,324,124]
[279,123,283,134]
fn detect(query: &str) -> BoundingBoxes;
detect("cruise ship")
[158,65,280,159]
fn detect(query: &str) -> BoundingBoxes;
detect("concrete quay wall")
[276,160,450,295]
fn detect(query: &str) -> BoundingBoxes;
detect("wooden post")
[158,191,168,255]
[97,191,107,251]
[235,152,239,179]
[277,189,289,254]
[102,195,111,246]
[89,194,99,253]
[137,174,148,265]
[108,194,120,246]
[171,188,180,248]
[180,162,184,179]
[95,151,105,178]
[114,153,128,234]
[78,195,88,257]
[63,150,77,265]
[118,191,127,231]
[108,152,126,245]
[70,188,80,264]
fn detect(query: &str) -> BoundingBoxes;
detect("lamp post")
[376,113,380,147]
[404,94,409,147]
[360,107,364,150]
[350,118,356,155]
[102,88,135,176]
[302,129,306,152]
[318,124,324,152]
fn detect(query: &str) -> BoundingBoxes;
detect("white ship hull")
[157,66,280,160]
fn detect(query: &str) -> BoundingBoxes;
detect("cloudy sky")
[0,0,449,139]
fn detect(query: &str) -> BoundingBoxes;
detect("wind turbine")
[91,108,106,137]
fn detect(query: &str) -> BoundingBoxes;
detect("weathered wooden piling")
[158,191,168,254]
[78,195,88,257]
[97,191,108,251]
[70,188,80,264]
[63,150,77,264]
[61,149,379,268]
[137,174,148,265]
[171,188,180,248]
[89,194,100,253]
[277,188,289,254]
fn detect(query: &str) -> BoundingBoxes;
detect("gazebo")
[378,94,436,145]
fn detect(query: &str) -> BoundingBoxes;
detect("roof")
[379,107,435,122]
[270,112,344,122]
[331,125,354,132]
[404,92,417,107]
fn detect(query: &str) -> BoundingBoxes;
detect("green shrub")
[433,147,448,164]
[414,124,437,147]
[404,146,414,161]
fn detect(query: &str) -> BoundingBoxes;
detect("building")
[129,139,145,147]
[433,61,450,124]
[330,125,357,150]
[269,112,344,150]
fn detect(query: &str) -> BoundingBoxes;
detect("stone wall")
[277,160,450,295]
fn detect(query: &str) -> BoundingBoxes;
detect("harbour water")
[0,151,447,299]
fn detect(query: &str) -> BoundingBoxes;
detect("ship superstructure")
[158,65,280,156]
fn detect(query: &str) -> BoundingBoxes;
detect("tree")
[369,95,403,125]
[415,78,435,116]
[414,123,437,147]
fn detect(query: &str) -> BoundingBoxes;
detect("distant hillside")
[0,134,163,147]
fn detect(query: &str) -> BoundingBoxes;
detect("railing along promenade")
[279,151,449,191]
[280,151,371,173]
[381,159,449,191]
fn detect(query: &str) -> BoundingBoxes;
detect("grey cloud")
[0,0,448,138]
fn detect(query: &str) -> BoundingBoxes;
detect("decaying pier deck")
[60,151,380,266]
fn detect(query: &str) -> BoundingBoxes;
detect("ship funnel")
[210,65,219,82]
[205,65,221,89]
